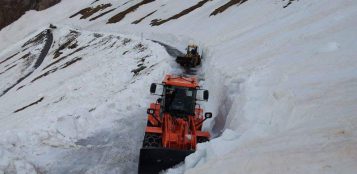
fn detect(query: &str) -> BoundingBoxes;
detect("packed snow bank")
[174,1,357,174]
[0,26,173,173]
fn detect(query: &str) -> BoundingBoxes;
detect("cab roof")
[188,44,198,48]
[163,75,199,88]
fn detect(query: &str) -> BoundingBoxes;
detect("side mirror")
[157,98,162,103]
[150,83,157,93]
[204,112,212,119]
[203,90,209,100]
[147,108,155,115]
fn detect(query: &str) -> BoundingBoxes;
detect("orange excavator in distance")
[138,75,212,174]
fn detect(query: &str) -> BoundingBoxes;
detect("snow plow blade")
[138,147,194,174]
[176,55,201,67]
[176,56,187,64]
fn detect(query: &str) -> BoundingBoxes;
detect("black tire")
[147,120,153,126]
[143,133,162,148]
[197,137,209,143]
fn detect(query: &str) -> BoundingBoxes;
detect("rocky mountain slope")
[0,0,60,30]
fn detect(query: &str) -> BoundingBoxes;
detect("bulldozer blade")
[138,147,194,174]
[176,56,186,62]
[176,56,191,67]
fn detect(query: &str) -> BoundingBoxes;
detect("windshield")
[163,86,196,115]
[188,46,198,55]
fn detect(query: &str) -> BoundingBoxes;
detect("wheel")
[190,59,195,67]
[143,133,162,148]
[147,120,153,126]
[197,137,209,143]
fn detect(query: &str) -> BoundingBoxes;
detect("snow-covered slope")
[1,0,357,173]
[0,26,174,173]
[183,1,357,173]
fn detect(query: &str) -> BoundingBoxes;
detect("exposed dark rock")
[32,57,82,83]
[43,46,88,70]
[150,0,210,26]
[210,0,248,16]
[0,0,61,30]
[53,31,80,59]
[49,24,57,29]
[89,8,116,21]
[0,52,19,65]
[70,3,112,19]
[131,66,146,76]
[107,0,155,24]
[0,64,17,75]
[132,10,157,24]
[283,0,298,8]
[14,97,44,113]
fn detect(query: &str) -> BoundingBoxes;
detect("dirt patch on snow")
[151,0,210,26]
[70,3,112,19]
[107,0,155,24]
[210,0,248,16]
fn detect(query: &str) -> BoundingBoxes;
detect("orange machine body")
[138,74,211,174]
[145,75,210,150]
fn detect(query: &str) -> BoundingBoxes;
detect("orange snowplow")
[138,75,212,174]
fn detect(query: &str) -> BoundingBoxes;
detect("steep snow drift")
[0,26,174,173]
[0,0,357,174]
[178,1,357,174]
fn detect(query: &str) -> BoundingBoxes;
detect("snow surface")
[1,0,357,173]
[0,26,176,173]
